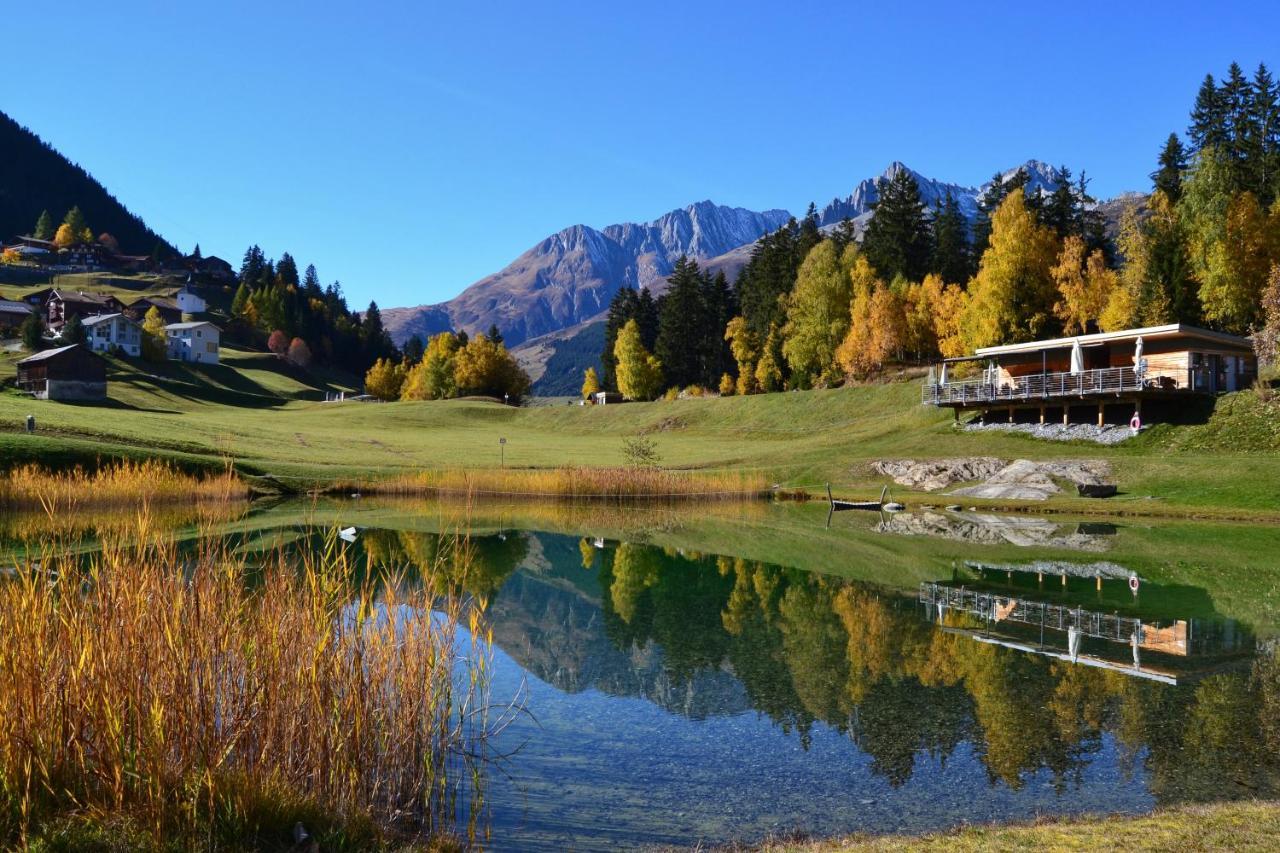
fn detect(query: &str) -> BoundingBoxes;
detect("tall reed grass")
[0,518,495,850]
[0,460,247,512]
[365,467,771,502]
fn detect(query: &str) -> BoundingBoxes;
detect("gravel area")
[962,421,1138,445]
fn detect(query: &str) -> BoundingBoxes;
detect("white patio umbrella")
[1069,338,1084,375]
[1133,336,1144,375]
[939,362,949,385]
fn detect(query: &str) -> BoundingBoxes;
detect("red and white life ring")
[1129,575,1140,594]
[1129,413,1142,431]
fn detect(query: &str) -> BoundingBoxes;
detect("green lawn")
[1,351,1279,518]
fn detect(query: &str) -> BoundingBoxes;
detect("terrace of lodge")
[922,324,1257,425]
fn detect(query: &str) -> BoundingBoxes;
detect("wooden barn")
[15,344,107,401]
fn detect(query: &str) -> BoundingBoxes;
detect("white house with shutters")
[81,313,143,358]
[165,321,220,364]
[175,282,206,315]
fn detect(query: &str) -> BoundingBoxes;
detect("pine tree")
[191,243,202,260]
[860,168,932,282]
[655,256,704,389]
[276,252,300,288]
[486,324,503,344]
[33,210,53,241]
[1223,62,1253,164]
[699,269,736,385]
[402,335,425,365]
[1246,63,1280,205]
[930,192,971,284]
[1152,134,1189,202]
[1189,73,1227,151]
[302,264,322,296]
[830,217,858,254]
[20,312,44,352]
[230,281,251,316]
[61,313,86,346]
[973,168,1030,258]
[62,206,90,244]
[601,286,639,390]
[797,202,822,261]
[736,220,799,338]
[1041,166,1078,238]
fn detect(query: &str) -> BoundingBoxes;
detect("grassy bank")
[753,800,1280,851]
[0,528,489,851]
[3,353,1280,517]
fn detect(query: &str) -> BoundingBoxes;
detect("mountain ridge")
[385,160,1088,349]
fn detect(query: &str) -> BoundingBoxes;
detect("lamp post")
[499,437,506,467]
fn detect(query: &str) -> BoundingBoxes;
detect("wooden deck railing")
[922,366,1183,406]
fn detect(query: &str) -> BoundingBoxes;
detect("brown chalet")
[15,344,107,401]
[922,324,1257,426]
[125,295,182,325]
[46,290,124,330]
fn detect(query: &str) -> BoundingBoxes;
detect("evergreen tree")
[860,168,932,282]
[33,210,53,241]
[1075,172,1109,258]
[486,323,503,344]
[1246,62,1280,204]
[402,334,425,365]
[302,264,322,296]
[655,256,705,389]
[276,252,300,288]
[736,219,799,338]
[930,192,971,283]
[62,206,91,244]
[602,286,639,390]
[1041,166,1078,238]
[1152,133,1189,202]
[699,269,736,385]
[797,202,822,261]
[61,313,85,346]
[361,301,395,366]
[191,243,202,260]
[830,217,858,254]
[20,312,44,351]
[239,245,267,287]
[1189,73,1227,151]
[972,168,1030,259]
[230,280,251,316]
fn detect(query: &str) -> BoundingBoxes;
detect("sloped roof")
[165,321,221,331]
[16,344,83,364]
[82,312,138,327]
[974,324,1253,357]
[0,299,31,314]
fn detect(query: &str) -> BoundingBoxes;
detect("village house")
[124,295,182,325]
[0,299,32,330]
[15,344,107,401]
[165,320,220,364]
[20,287,54,307]
[922,324,1258,426]
[45,290,124,330]
[81,313,143,357]
[55,242,109,271]
[192,256,234,281]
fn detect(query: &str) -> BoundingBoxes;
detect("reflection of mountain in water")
[487,567,750,719]
[877,511,1116,552]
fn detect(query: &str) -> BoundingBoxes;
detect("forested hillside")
[0,110,174,255]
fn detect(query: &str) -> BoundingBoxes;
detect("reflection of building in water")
[920,580,1252,685]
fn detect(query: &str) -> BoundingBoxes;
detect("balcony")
[921,366,1191,407]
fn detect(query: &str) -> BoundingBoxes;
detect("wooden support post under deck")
[1039,406,1046,424]
[1098,402,1105,428]
[1008,406,1014,423]
[1063,405,1070,426]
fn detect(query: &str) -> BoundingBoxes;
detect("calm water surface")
[6,500,1278,851]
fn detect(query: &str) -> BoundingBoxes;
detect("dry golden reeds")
[0,520,494,848]
[364,466,770,502]
[0,460,247,513]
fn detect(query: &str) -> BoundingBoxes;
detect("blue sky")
[4,1,1277,308]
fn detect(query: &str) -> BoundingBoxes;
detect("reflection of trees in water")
[594,542,1280,801]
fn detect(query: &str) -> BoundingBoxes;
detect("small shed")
[15,344,107,401]
[0,299,32,329]
[593,391,626,405]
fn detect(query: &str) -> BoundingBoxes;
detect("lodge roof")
[165,321,220,331]
[82,312,138,327]
[16,344,83,364]
[973,324,1253,358]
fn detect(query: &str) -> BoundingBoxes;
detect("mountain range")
[382,159,1073,353]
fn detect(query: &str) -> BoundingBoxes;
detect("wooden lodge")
[922,324,1257,426]
[15,344,107,401]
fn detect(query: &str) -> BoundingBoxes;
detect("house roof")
[973,324,1254,357]
[82,312,138,327]
[16,344,84,364]
[165,321,220,331]
[0,300,31,314]
[51,290,118,306]
[128,295,180,310]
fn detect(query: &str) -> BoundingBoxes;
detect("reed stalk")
[0,460,248,512]
[0,517,494,849]
[361,466,770,502]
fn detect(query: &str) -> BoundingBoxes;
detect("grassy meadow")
[2,350,1279,517]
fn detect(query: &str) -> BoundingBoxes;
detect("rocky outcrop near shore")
[872,458,1114,501]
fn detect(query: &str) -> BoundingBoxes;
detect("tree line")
[597,61,1280,399]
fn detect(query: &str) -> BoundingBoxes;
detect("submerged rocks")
[874,457,1115,501]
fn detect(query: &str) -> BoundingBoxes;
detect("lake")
[4,497,1278,850]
